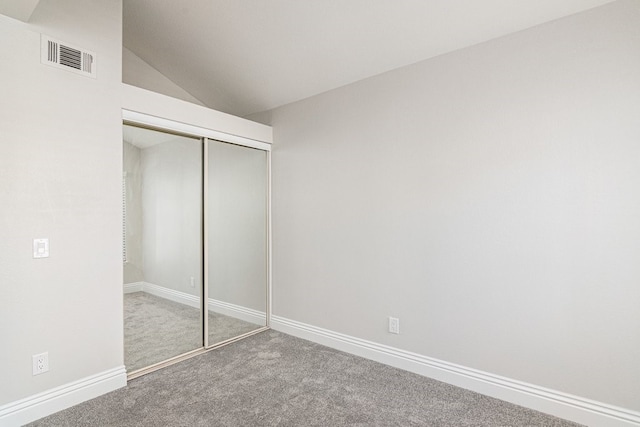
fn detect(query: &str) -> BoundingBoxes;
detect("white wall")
[261,0,640,413]
[123,47,207,107]
[0,0,123,406]
[208,141,268,312]
[140,136,202,296]
[124,133,269,308]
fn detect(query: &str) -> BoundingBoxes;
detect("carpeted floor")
[125,292,262,372]
[31,330,582,426]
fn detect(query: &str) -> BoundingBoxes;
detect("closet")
[122,117,270,378]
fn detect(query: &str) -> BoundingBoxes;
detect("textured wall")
[0,0,123,404]
[266,0,640,411]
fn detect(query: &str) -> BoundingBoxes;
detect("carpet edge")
[271,315,639,427]
[0,366,127,426]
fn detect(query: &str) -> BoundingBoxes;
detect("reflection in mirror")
[123,124,203,372]
[207,140,268,346]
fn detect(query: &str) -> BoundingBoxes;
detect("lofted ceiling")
[123,0,616,117]
[0,0,41,22]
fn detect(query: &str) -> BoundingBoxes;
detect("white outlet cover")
[388,317,400,334]
[32,352,49,375]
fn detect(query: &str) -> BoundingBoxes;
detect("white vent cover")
[41,34,96,78]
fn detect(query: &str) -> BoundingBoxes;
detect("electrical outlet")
[388,317,400,334]
[32,352,49,375]
[190,276,195,288]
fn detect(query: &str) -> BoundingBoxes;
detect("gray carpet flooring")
[125,292,262,372]
[30,330,582,426]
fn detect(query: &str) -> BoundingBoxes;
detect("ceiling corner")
[0,0,41,22]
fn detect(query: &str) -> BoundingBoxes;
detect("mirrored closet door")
[122,123,270,377]
[206,139,268,347]
[123,124,204,374]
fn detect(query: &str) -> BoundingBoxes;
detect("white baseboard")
[123,281,143,293]
[208,298,265,326]
[127,282,266,325]
[271,315,640,427]
[142,282,200,309]
[0,366,126,426]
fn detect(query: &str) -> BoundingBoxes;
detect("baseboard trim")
[123,281,143,293]
[271,315,640,427]
[0,366,126,426]
[208,298,265,325]
[127,282,266,325]
[142,282,200,309]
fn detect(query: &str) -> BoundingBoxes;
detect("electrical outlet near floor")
[388,316,400,334]
[32,352,49,375]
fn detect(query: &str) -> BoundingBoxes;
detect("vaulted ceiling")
[123,0,615,117]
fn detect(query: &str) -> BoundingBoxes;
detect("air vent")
[41,34,96,78]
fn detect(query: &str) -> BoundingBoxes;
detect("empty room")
[0,0,639,426]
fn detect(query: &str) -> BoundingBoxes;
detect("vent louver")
[41,35,96,78]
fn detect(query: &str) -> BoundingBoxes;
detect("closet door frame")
[122,109,272,378]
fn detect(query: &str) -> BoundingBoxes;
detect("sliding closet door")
[123,124,203,373]
[206,139,268,346]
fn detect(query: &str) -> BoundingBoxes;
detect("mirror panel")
[123,124,203,372]
[207,139,268,346]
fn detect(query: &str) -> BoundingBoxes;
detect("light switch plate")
[33,238,49,258]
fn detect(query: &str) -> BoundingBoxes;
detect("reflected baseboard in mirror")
[123,124,204,374]
[123,120,271,376]
[206,139,268,347]
[124,289,265,372]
